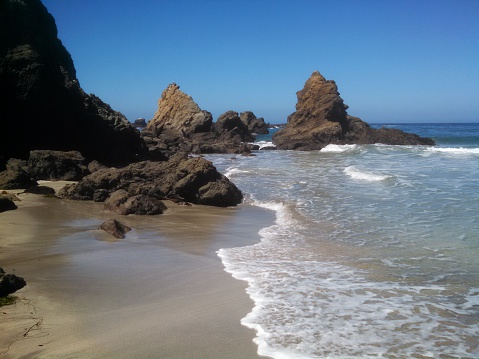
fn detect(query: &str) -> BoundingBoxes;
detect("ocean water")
[209,123,479,359]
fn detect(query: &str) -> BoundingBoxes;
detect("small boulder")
[98,218,132,239]
[0,268,26,297]
[0,197,17,212]
[24,185,56,195]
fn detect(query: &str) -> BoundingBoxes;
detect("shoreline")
[0,182,274,358]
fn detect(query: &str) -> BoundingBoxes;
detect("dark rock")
[0,268,26,297]
[132,118,147,129]
[98,218,132,239]
[93,189,109,202]
[87,160,108,174]
[24,185,55,195]
[273,71,435,149]
[104,189,167,215]
[214,110,255,143]
[240,111,269,134]
[0,197,17,212]
[59,153,243,207]
[28,150,88,181]
[0,158,37,189]
[0,0,147,165]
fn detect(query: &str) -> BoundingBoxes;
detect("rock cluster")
[0,0,146,167]
[142,83,264,157]
[273,71,435,149]
[59,153,243,208]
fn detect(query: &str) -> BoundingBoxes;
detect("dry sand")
[0,182,273,358]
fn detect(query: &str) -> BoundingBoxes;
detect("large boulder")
[28,150,88,181]
[104,189,167,215]
[0,0,146,166]
[59,153,243,208]
[0,268,26,297]
[0,158,37,189]
[273,71,435,149]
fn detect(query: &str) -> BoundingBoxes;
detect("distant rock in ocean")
[132,118,147,129]
[0,0,146,167]
[273,71,435,150]
[142,83,260,157]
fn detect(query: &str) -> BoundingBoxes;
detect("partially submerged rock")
[273,71,435,150]
[59,153,243,208]
[98,218,132,239]
[0,268,26,297]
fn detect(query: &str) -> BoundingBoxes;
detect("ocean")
[208,123,479,359]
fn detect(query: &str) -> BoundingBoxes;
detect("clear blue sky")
[42,0,479,124]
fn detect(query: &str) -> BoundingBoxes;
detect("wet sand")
[0,182,273,358]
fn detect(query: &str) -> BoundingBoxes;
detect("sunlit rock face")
[273,71,435,150]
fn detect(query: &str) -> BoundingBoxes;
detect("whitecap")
[320,144,358,153]
[344,166,393,182]
[424,146,479,156]
[224,167,250,178]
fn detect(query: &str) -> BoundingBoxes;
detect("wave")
[255,140,276,149]
[320,144,358,153]
[224,167,250,178]
[424,146,479,156]
[344,166,393,182]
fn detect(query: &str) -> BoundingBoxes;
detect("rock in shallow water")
[98,218,132,239]
[0,268,26,297]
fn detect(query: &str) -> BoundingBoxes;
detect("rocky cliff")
[0,0,146,166]
[273,71,435,149]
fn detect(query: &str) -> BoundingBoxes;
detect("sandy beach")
[0,182,273,358]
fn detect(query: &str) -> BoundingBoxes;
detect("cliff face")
[273,71,435,149]
[0,0,146,166]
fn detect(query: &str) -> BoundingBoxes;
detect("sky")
[41,0,479,124]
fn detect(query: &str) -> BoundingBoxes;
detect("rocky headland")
[273,71,435,150]
[0,0,146,167]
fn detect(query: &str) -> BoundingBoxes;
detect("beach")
[0,182,272,358]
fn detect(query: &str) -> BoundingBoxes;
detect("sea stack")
[273,71,435,149]
[0,0,146,166]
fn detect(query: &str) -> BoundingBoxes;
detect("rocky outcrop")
[0,268,26,297]
[240,111,269,134]
[99,218,132,239]
[142,84,260,157]
[28,150,88,181]
[0,0,146,167]
[59,153,243,207]
[273,71,435,149]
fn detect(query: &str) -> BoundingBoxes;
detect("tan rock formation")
[144,83,212,136]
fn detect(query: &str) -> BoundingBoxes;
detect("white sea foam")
[320,144,358,153]
[224,167,250,178]
[344,166,393,182]
[255,140,276,149]
[425,146,479,156]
